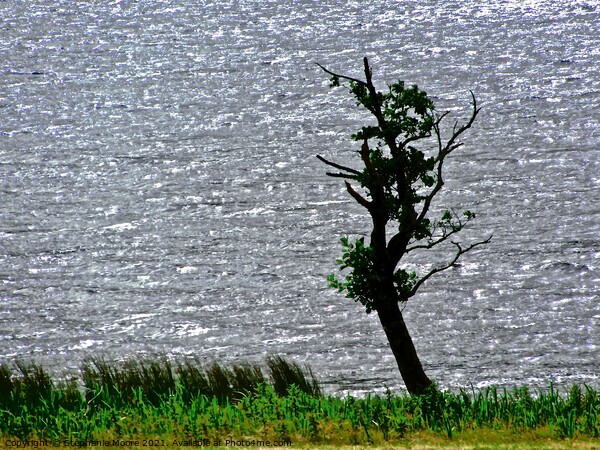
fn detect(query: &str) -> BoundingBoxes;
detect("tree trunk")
[376,301,432,395]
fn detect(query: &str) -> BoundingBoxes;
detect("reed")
[0,357,598,445]
[80,355,318,408]
[267,355,321,397]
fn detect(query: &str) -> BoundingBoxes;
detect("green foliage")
[327,237,377,313]
[393,269,418,299]
[355,146,436,222]
[346,75,438,218]
[349,80,434,142]
[0,360,598,443]
[328,237,417,313]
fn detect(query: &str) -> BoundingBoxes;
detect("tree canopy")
[317,57,491,394]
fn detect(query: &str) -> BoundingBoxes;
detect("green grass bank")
[0,357,598,448]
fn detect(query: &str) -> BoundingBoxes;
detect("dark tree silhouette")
[318,58,491,395]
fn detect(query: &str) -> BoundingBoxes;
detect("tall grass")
[80,355,319,409]
[0,357,598,445]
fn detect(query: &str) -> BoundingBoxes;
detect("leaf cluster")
[350,80,434,143]
[327,237,377,313]
[327,238,416,313]
[355,146,437,225]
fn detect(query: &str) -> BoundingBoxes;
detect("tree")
[317,57,491,395]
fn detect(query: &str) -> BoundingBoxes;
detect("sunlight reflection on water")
[0,0,598,394]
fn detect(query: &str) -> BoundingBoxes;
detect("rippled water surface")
[1,0,598,394]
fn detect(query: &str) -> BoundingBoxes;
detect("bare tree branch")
[407,235,492,298]
[358,139,378,178]
[363,57,375,89]
[315,62,367,87]
[316,154,361,176]
[399,129,432,149]
[362,58,397,153]
[326,172,359,179]
[406,226,463,253]
[440,91,480,156]
[345,181,371,209]
[416,94,479,224]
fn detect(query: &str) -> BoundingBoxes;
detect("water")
[1,0,598,394]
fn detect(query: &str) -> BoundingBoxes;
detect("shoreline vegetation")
[0,357,598,448]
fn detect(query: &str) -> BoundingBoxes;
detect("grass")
[0,357,598,448]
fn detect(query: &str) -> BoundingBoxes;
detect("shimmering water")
[1,0,598,394]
